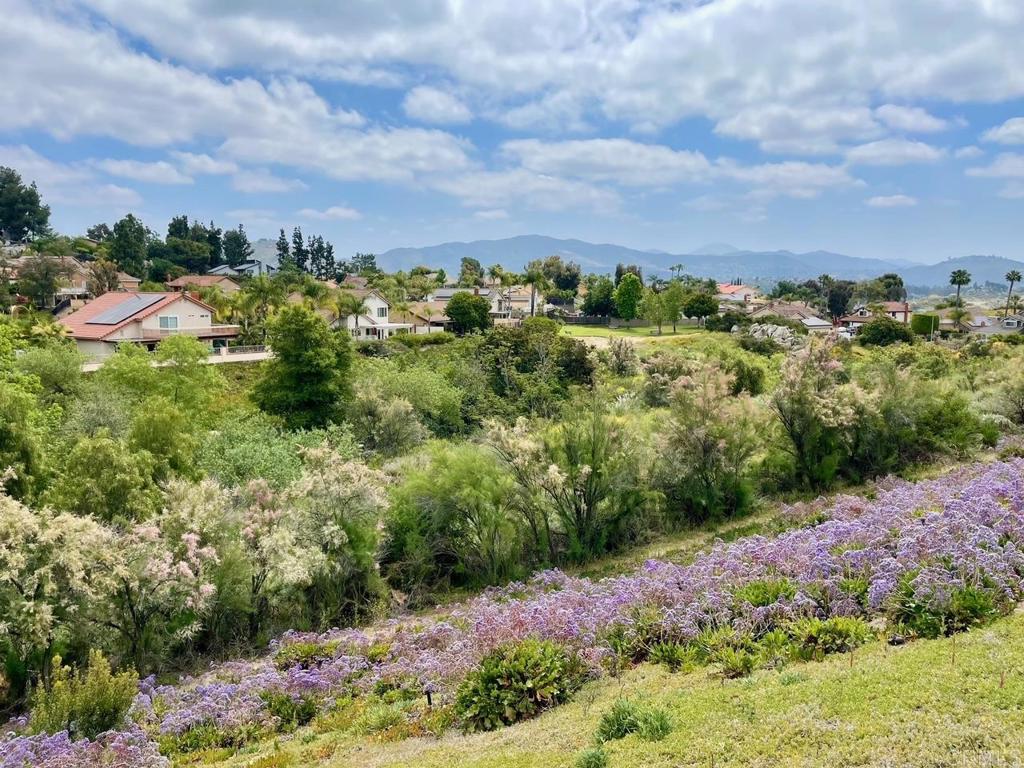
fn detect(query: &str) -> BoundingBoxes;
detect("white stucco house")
[59,291,239,358]
[337,289,413,340]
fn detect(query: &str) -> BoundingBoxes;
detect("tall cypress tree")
[292,227,308,272]
[324,241,336,280]
[276,228,292,269]
[206,221,223,266]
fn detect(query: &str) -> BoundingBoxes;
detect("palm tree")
[334,290,369,334]
[1005,270,1022,317]
[240,276,285,342]
[523,267,550,317]
[949,269,972,307]
[487,264,504,285]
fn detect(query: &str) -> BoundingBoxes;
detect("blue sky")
[3,0,1024,264]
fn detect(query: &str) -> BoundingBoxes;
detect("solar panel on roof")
[86,293,165,324]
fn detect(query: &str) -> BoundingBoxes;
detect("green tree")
[152,335,225,414]
[223,224,254,266]
[446,291,492,334]
[0,166,51,242]
[274,228,290,270]
[581,275,615,316]
[950,269,972,306]
[253,305,353,429]
[291,227,308,272]
[166,214,190,240]
[660,280,685,331]
[826,280,854,321]
[911,313,940,337]
[0,377,45,500]
[86,258,120,295]
[109,214,147,276]
[1005,270,1022,317]
[128,396,197,481]
[523,263,552,316]
[638,287,665,334]
[15,254,73,308]
[458,257,485,287]
[85,223,112,242]
[858,316,915,346]
[166,236,212,273]
[614,272,643,321]
[682,291,719,326]
[44,433,161,524]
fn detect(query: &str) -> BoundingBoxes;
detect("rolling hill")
[376,235,1024,290]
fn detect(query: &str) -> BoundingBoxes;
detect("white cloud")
[718,159,861,199]
[402,86,472,124]
[231,170,308,193]
[0,144,142,209]
[473,209,509,220]
[998,182,1024,199]
[845,138,946,166]
[874,105,949,133]
[501,139,712,186]
[430,169,620,213]
[954,146,983,159]
[91,158,193,185]
[170,152,238,175]
[713,105,882,155]
[223,209,278,225]
[297,205,362,221]
[22,0,1024,155]
[966,153,1024,178]
[866,194,918,208]
[982,117,1024,145]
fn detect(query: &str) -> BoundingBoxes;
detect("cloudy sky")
[3,0,1024,263]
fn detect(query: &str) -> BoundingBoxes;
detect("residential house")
[800,316,835,333]
[341,274,368,289]
[427,286,520,319]
[3,254,139,309]
[749,300,827,323]
[957,313,1024,338]
[207,260,277,277]
[59,291,239,357]
[716,282,759,304]
[166,274,241,293]
[837,302,912,329]
[336,288,412,340]
[117,272,141,291]
[391,300,450,333]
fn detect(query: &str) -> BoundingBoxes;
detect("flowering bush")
[3,458,1023,764]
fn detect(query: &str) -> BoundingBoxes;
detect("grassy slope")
[206,613,1024,768]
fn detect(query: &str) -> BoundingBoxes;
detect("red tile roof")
[59,292,213,340]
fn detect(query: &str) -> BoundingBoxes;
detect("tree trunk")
[1007,282,1015,318]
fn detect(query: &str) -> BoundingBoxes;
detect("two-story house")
[337,289,413,340]
[59,292,239,357]
[837,302,912,329]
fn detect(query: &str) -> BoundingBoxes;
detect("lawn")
[559,324,704,340]
[203,614,1024,768]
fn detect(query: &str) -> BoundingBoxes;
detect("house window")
[159,316,179,330]
[377,307,387,318]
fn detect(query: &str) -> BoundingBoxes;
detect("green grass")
[198,613,1024,768]
[559,324,703,340]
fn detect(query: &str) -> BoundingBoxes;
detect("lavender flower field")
[4,458,1023,768]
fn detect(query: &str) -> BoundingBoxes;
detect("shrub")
[714,646,757,678]
[859,316,914,347]
[734,578,797,607]
[576,746,609,768]
[738,334,783,356]
[607,337,639,376]
[260,691,318,729]
[274,640,340,670]
[786,616,872,660]
[595,699,672,743]
[391,331,454,348]
[347,391,426,457]
[352,701,406,735]
[888,577,1001,638]
[649,642,698,672]
[723,354,766,396]
[454,640,586,732]
[30,650,138,740]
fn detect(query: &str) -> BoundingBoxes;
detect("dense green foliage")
[454,640,586,732]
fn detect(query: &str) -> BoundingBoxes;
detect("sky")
[2,0,1024,264]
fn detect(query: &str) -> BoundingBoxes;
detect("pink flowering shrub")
[3,458,1024,764]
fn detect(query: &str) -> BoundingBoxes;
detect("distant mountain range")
[376,235,1024,291]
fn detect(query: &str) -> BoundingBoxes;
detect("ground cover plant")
[4,457,1022,766]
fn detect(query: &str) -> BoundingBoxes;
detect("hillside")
[377,235,1024,288]
[212,614,1024,767]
